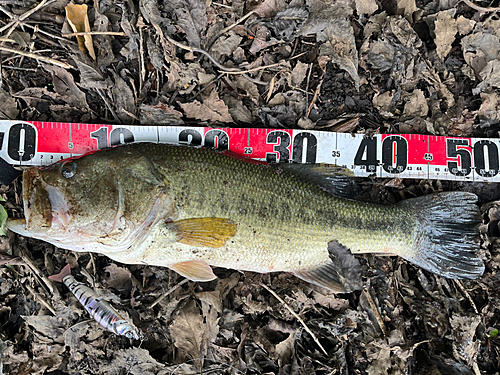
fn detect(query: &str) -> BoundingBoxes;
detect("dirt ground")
[2,0,500,374]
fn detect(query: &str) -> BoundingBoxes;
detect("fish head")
[8,146,171,251]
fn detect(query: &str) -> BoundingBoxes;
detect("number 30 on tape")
[0,120,497,182]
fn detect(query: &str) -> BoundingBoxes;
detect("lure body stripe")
[49,264,140,340]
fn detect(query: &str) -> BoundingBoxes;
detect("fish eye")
[60,161,77,179]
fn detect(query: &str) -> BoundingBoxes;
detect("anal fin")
[166,217,237,248]
[170,260,217,282]
[294,241,362,293]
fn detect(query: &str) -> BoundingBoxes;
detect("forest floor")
[2,0,500,374]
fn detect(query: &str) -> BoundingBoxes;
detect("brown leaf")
[319,21,359,89]
[179,89,233,122]
[111,71,136,123]
[140,103,184,125]
[170,299,206,369]
[164,0,207,48]
[252,0,287,18]
[65,3,96,60]
[43,64,89,109]
[103,263,132,295]
[355,0,378,15]
[402,89,428,118]
[288,61,309,87]
[434,10,457,60]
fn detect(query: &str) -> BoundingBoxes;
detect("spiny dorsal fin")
[170,260,217,282]
[278,164,361,199]
[166,217,237,248]
[293,241,362,293]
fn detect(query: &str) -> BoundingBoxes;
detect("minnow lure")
[49,264,141,340]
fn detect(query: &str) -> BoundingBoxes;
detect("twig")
[460,0,500,12]
[149,278,189,308]
[165,32,303,75]
[306,79,323,118]
[0,0,56,37]
[96,88,123,124]
[305,62,313,111]
[20,251,56,296]
[363,289,387,336]
[260,283,328,356]
[204,10,257,54]
[62,31,128,37]
[25,283,57,315]
[454,279,479,314]
[0,46,73,69]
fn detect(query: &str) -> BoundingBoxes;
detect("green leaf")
[490,329,498,339]
[0,203,7,236]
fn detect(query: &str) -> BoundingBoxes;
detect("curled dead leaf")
[65,3,96,60]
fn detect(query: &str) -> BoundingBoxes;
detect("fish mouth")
[19,167,72,232]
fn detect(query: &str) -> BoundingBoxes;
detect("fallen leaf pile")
[1,0,500,374]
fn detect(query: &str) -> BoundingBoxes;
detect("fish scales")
[142,144,416,264]
[9,143,484,293]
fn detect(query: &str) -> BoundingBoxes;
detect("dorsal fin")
[278,164,361,199]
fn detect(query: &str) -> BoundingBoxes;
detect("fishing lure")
[49,264,141,340]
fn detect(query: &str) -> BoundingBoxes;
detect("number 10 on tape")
[0,120,497,182]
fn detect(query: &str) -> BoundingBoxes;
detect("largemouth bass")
[7,143,484,293]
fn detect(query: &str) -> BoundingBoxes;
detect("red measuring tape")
[0,121,496,182]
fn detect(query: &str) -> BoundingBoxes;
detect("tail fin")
[48,263,71,283]
[398,192,484,279]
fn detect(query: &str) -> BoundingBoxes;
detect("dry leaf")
[397,0,417,19]
[434,10,457,60]
[111,71,136,123]
[299,0,354,38]
[403,89,428,118]
[457,15,475,36]
[252,0,287,18]
[289,61,309,87]
[319,20,359,89]
[210,32,242,61]
[450,315,481,369]
[43,64,89,109]
[461,32,500,75]
[224,95,254,124]
[179,89,233,122]
[170,299,206,369]
[65,3,96,60]
[474,59,500,94]
[103,263,132,295]
[164,0,207,48]
[140,103,184,125]
[355,0,378,15]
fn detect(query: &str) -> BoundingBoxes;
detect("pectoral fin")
[293,241,362,293]
[170,260,217,282]
[166,217,237,248]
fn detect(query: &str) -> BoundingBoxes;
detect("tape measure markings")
[1,120,499,183]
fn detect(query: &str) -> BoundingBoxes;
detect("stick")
[0,46,73,69]
[460,0,500,12]
[149,278,189,308]
[62,31,127,37]
[454,279,479,314]
[260,283,328,356]
[363,289,387,336]
[25,283,56,315]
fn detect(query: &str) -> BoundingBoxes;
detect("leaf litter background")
[3,0,500,373]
